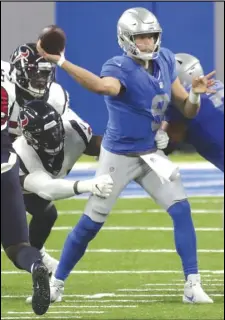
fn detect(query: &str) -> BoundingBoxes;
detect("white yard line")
[49,305,136,308]
[2,269,224,275]
[2,317,81,320]
[58,209,223,215]
[61,293,224,298]
[2,249,223,254]
[7,311,103,314]
[190,199,224,203]
[117,288,223,292]
[2,290,223,300]
[144,281,224,286]
[64,299,164,303]
[51,226,223,231]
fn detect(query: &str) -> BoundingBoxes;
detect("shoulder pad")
[47,82,69,115]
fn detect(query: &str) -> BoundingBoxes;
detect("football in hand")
[38,25,66,55]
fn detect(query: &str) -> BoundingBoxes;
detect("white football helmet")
[117,7,162,61]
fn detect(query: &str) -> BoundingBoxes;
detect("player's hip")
[102,136,157,155]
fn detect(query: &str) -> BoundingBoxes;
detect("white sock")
[39,247,46,257]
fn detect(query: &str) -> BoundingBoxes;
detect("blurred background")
[1,1,224,143]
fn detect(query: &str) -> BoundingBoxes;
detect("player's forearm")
[183,97,200,119]
[24,174,75,200]
[61,60,104,94]
[159,121,169,131]
[23,172,94,201]
[171,78,200,119]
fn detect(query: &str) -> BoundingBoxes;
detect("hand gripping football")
[39,25,66,55]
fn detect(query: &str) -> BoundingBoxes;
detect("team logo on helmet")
[11,48,30,64]
[20,114,29,128]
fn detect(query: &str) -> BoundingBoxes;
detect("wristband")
[73,180,81,195]
[188,89,200,105]
[57,54,66,67]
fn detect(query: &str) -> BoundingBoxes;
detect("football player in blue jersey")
[37,8,216,303]
[164,53,224,173]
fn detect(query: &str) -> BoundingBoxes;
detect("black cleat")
[31,259,50,315]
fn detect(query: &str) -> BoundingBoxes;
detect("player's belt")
[125,148,157,157]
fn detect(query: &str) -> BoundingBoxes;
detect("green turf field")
[1,197,224,320]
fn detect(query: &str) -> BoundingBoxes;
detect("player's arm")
[171,72,216,119]
[171,77,199,119]
[36,41,121,96]
[160,120,169,131]
[21,170,113,201]
[60,61,121,96]
[84,135,102,156]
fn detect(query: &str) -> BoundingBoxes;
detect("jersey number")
[151,94,170,131]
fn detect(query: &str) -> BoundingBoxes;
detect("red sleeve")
[1,86,9,129]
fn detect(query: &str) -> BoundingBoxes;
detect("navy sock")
[15,246,41,273]
[167,200,198,279]
[55,214,103,281]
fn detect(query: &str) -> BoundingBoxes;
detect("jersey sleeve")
[1,60,16,131]
[47,82,69,115]
[161,48,177,84]
[100,58,128,89]
[62,109,93,144]
[168,50,177,84]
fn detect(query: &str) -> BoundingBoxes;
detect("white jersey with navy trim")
[13,114,92,183]
[8,80,70,136]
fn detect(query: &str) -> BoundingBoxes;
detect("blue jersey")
[100,48,177,154]
[166,80,224,172]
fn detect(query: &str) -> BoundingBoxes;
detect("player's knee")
[168,200,191,219]
[85,200,110,223]
[30,202,58,224]
[44,203,58,224]
[69,214,103,245]
[88,209,109,223]
[4,242,29,268]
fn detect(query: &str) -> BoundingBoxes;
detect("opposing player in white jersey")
[8,43,69,138]
[12,99,113,303]
[3,42,84,273]
[1,60,51,315]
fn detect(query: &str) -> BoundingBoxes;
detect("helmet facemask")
[117,8,162,61]
[16,59,55,98]
[24,118,65,156]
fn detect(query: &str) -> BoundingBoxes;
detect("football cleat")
[183,274,214,304]
[50,275,64,303]
[31,260,50,315]
[40,247,59,276]
[26,293,62,304]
